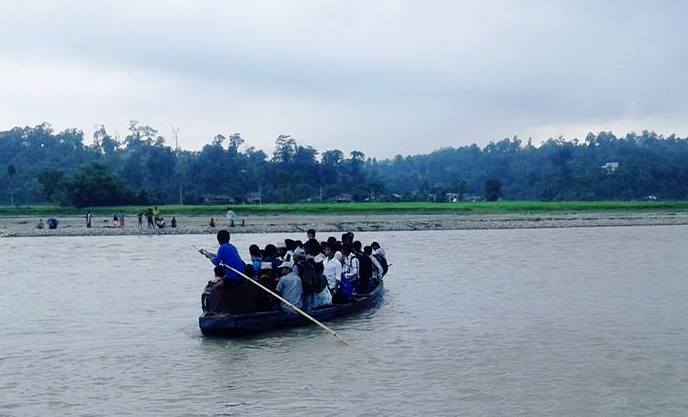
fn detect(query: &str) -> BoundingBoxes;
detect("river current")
[1,226,687,416]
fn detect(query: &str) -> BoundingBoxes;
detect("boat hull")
[199,280,383,336]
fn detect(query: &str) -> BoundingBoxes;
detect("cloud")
[1,0,687,157]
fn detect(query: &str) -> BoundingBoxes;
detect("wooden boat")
[198,279,383,336]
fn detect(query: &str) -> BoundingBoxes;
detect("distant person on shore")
[86,212,92,228]
[199,230,246,283]
[171,217,177,228]
[35,219,44,229]
[47,218,59,230]
[145,209,154,228]
[226,210,236,227]
[118,212,125,228]
[137,212,143,231]
[209,217,216,228]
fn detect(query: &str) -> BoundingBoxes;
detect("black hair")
[307,228,316,237]
[364,246,372,255]
[342,242,353,254]
[371,241,380,249]
[284,239,296,251]
[264,244,278,258]
[217,230,230,244]
[213,265,225,277]
[304,239,321,256]
[353,240,362,252]
[249,244,261,257]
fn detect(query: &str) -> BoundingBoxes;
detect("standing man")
[137,212,143,231]
[86,211,92,228]
[307,228,316,241]
[199,230,246,283]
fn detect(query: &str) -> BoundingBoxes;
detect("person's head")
[353,240,362,253]
[249,244,261,258]
[307,229,316,240]
[371,242,381,251]
[304,239,321,256]
[284,239,296,251]
[278,261,293,276]
[264,244,278,259]
[342,242,353,256]
[364,246,372,255]
[323,243,333,258]
[216,230,230,244]
[277,246,287,258]
[213,265,225,278]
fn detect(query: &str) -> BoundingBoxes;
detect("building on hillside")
[332,193,353,203]
[202,194,235,204]
[246,192,262,205]
[601,162,619,174]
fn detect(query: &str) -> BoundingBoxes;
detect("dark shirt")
[211,243,246,282]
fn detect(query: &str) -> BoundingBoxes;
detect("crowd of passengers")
[199,229,388,314]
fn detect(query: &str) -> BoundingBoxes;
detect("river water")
[1,226,687,416]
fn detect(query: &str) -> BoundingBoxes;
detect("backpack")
[297,259,325,294]
[356,253,373,282]
[374,254,388,276]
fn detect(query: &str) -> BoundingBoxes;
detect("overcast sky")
[1,1,687,158]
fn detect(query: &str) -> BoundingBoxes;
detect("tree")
[7,164,16,206]
[37,168,67,203]
[66,163,132,207]
[484,178,503,201]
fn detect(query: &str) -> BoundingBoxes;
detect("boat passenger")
[307,228,316,241]
[327,236,343,264]
[249,244,262,276]
[211,265,225,285]
[275,261,303,310]
[371,241,389,275]
[352,241,373,293]
[342,242,359,282]
[305,239,325,263]
[323,243,342,292]
[199,230,246,283]
[364,246,384,281]
[284,239,296,262]
[371,241,386,258]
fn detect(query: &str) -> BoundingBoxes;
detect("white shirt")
[323,256,343,290]
[343,253,359,281]
[370,254,384,280]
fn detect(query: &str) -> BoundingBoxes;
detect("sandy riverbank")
[2,211,688,238]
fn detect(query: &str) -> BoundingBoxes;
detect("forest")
[1,122,688,207]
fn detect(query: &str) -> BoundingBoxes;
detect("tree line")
[1,122,688,207]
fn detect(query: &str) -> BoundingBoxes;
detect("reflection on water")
[1,226,688,416]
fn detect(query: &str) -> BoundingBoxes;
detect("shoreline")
[2,211,688,238]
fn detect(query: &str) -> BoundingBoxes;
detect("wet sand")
[2,211,688,238]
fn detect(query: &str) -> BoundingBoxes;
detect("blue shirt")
[211,243,246,282]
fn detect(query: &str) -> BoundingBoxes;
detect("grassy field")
[2,201,688,216]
